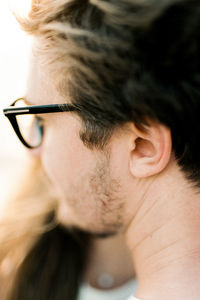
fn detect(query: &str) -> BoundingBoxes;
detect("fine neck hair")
[126,155,200,300]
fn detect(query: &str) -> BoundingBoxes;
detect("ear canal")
[134,138,156,158]
[129,124,172,178]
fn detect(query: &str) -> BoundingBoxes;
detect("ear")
[129,122,172,178]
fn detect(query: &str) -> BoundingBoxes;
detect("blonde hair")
[0,160,57,299]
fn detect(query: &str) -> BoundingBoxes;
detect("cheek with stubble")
[55,155,126,235]
[39,123,126,233]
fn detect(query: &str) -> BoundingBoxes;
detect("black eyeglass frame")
[3,98,80,149]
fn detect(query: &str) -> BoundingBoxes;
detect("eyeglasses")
[3,98,80,149]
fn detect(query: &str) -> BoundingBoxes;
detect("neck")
[83,232,135,289]
[126,163,200,300]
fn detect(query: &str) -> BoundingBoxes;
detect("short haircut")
[19,0,200,187]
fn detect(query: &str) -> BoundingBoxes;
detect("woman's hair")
[17,0,200,187]
[0,160,89,300]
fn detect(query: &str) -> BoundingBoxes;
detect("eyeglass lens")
[15,99,43,148]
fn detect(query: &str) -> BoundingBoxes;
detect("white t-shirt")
[77,278,138,300]
[127,296,141,300]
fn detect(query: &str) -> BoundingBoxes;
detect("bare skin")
[84,233,135,289]
[126,157,200,300]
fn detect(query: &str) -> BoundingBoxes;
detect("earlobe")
[129,123,172,178]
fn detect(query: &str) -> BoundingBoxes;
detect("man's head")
[19,0,200,234]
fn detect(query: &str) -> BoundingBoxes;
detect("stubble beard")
[56,152,126,237]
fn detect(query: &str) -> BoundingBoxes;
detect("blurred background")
[0,0,32,208]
